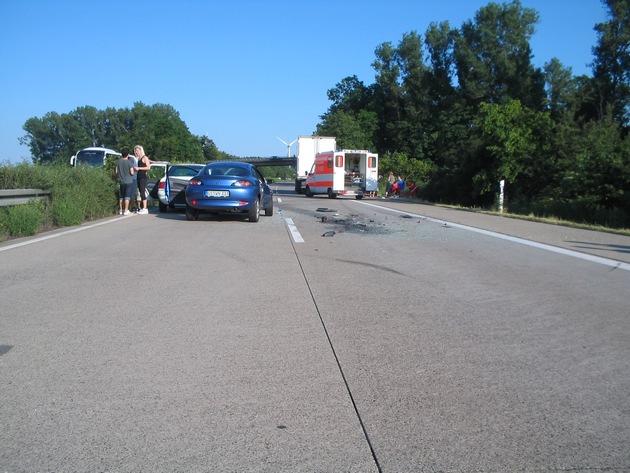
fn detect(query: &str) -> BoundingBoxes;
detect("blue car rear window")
[206,166,248,177]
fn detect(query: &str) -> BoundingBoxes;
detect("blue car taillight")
[189,179,203,186]
[232,180,253,187]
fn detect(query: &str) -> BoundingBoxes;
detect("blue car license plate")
[205,190,229,197]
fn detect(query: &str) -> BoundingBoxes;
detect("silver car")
[151,163,204,212]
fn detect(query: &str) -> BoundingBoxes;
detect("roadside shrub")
[1,201,45,237]
[51,193,84,226]
[51,166,118,221]
[0,162,54,189]
[0,163,119,240]
[509,196,630,229]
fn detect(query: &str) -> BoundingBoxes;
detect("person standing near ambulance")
[386,171,396,197]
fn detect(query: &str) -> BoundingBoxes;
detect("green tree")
[473,99,555,205]
[316,75,377,149]
[591,0,630,127]
[198,135,234,162]
[424,21,457,104]
[566,117,630,208]
[453,0,545,109]
[20,112,67,163]
[379,151,434,190]
[199,135,221,161]
[315,109,377,150]
[124,102,203,162]
[543,58,578,121]
[369,32,434,156]
[312,0,630,222]
[20,103,213,164]
[72,106,106,147]
[422,21,476,203]
[396,31,431,158]
[325,75,372,114]
[372,41,402,152]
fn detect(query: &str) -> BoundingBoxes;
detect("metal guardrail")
[0,189,51,207]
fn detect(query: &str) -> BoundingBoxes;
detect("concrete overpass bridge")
[240,157,296,167]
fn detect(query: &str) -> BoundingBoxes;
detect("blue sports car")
[184,161,273,222]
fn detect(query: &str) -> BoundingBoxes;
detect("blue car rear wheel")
[186,205,199,221]
[264,198,273,216]
[248,198,260,223]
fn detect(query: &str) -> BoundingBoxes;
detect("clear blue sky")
[0,0,607,162]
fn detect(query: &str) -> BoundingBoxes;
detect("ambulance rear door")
[332,152,346,191]
[365,153,378,191]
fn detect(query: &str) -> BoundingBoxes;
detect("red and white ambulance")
[304,149,378,199]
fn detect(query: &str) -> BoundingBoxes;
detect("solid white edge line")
[356,201,630,272]
[284,218,304,243]
[0,215,135,252]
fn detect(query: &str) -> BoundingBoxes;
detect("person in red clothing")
[407,180,418,198]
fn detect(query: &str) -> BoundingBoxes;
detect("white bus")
[69,147,121,167]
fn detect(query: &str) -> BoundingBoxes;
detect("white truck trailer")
[294,136,336,194]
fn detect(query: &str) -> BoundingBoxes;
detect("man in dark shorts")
[115,148,136,215]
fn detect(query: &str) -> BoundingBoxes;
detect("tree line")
[315,0,629,227]
[20,102,233,165]
[19,0,629,227]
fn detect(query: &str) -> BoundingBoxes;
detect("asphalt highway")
[1,183,628,472]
